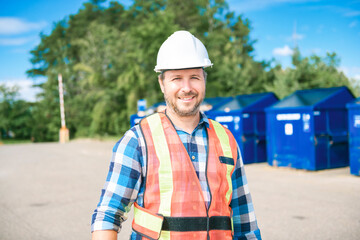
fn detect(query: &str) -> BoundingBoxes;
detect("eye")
[172,77,181,81]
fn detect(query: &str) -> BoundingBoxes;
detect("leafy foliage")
[265,48,357,98]
[0,84,34,140]
[26,0,270,140]
[9,0,355,142]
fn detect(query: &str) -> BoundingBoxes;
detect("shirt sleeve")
[91,127,142,232]
[230,146,262,239]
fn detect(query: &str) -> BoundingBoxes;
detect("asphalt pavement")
[0,140,359,240]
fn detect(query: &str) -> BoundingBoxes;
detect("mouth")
[178,95,196,102]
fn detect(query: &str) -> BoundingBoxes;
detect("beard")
[164,90,204,117]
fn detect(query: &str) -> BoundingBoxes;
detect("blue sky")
[1,0,359,101]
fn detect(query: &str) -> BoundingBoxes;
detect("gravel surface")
[0,141,359,240]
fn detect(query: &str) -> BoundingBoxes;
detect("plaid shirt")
[91,112,261,239]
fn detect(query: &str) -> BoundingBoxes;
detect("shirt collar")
[199,111,210,129]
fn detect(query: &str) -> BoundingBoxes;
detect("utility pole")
[58,74,69,143]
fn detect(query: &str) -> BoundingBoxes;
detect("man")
[92,31,261,240]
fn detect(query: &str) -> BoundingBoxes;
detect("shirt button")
[192,156,195,160]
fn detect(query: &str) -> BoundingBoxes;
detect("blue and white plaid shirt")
[92,112,261,239]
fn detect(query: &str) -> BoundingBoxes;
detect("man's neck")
[165,109,201,134]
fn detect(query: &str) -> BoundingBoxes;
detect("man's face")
[159,68,206,117]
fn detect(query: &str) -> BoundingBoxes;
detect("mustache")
[178,91,198,97]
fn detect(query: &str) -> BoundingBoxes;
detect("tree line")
[1,0,358,142]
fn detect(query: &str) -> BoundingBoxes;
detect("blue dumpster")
[206,92,278,164]
[347,98,360,176]
[130,102,166,127]
[130,113,144,127]
[266,86,355,170]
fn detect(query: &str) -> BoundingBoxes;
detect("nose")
[181,79,192,92]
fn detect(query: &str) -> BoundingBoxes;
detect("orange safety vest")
[132,113,238,240]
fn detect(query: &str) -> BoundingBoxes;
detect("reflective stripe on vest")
[211,120,234,205]
[133,113,237,240]
[147,114,173,217]
[132,202,164,240]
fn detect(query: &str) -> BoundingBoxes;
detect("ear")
[158,76,165,93]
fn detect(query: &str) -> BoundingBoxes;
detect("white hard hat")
[154,30,213,72]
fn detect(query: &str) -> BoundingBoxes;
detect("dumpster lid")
[212,92,276,112]
[202,96,232,108]
[269,86,351,109]
[346,97,360,107]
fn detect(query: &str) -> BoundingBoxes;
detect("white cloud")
[0,78,42,102]
[0,17,47,35]
[0,36,37,46]
[273,45,294,56]
[338,66,360,81]
[353,74,360,81]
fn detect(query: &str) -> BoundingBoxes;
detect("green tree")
[28,0,267,140]
[0,84,18,139]
[0,84,34,140]
[265,48,356,98]
[28,0,355,142]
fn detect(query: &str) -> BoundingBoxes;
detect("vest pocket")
[132,202,164,240]
[219,156,234,165]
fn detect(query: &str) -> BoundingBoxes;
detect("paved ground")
[0,140,359,240]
